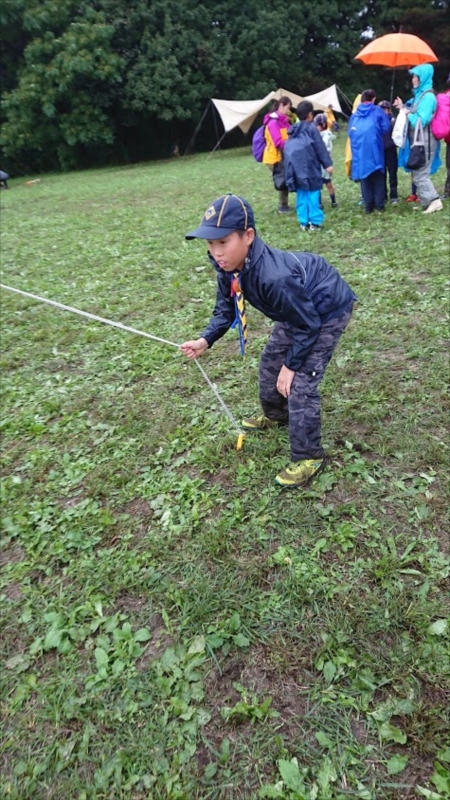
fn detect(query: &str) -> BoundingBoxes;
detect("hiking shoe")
[299,224,309,231]
[309,223,322,230]
[277,206,293,214]
[405,194,418,202]
[423,198,443,214]
[390,198,399,205]
[241,414,286,431]
[275,457,326,487]
[331,201,338,208]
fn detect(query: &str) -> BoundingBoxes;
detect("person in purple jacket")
[262,97,293,214]
[348,89,391,214]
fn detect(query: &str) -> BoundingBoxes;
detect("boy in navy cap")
[181,194,356,488]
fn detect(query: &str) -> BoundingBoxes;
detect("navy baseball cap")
[185,194,255,240]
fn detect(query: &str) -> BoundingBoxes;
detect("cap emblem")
[204,205,216,221]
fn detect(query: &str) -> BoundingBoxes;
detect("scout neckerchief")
[230,272,247,356]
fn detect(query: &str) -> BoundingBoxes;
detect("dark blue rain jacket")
[348,103,391,180]
[200,236,356,371]
[283,121,332,192]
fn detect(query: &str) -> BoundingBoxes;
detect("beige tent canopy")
[211,91,276,134]
[272,87,328,113]
[185,85,348,155]
[303,84,343,114]
[212,88,332,136]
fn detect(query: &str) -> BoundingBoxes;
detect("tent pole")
[336,87,352,118]
[212,104,221,150]
[207,131,227,160]
[184,101,211,156]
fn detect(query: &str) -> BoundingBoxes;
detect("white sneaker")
[423,198,443,214]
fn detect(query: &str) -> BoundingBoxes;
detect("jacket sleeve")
[263,275,323,370]
[267,118,286,150]
[199,276,235,347]
[408,92,437,128]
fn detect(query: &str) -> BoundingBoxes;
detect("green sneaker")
[275,458,326,487]
[241,414,286,431]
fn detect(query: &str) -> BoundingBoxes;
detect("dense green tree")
[1,1,124,170]
[1,0,447,172]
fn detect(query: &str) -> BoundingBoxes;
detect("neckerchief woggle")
[230,272,247,356]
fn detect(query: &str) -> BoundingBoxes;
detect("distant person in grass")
[180,194,356,488]
[314,113,338,208]
[348,88,391,214]
[262,96,293,214]
[378,100,399,204]
[393,64,443,214]
[283,100,333,231]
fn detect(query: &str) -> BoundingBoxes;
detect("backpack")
[430,92,450,143]
[251,124,266,162]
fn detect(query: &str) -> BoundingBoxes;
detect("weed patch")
[1,142,449,798]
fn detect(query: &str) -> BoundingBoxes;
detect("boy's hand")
[277,365,295,398]
[326,166,333,175]
[180,337,209,359]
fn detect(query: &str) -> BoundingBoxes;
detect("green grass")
[1,137,449,800]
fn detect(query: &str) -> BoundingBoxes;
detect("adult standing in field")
[348,89,391,214]
[262,96,293,214]
[393,64,442,214]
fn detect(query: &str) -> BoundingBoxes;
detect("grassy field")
[1,136,449,800]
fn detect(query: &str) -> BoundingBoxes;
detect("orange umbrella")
[355,33,438,68]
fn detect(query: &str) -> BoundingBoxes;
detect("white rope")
[0,283,243,435]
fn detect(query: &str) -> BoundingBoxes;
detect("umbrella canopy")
[355,33,438,68]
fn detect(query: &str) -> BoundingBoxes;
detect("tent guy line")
[0,283,245,445]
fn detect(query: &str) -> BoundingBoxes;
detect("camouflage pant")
[259,307,353,461]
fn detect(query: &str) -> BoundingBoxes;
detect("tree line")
[1,0,448,173]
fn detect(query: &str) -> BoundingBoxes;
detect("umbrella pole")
[390,67,397,105]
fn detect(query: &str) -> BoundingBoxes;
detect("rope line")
[0,283,243,435]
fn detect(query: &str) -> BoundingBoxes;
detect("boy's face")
[206,229,255,272]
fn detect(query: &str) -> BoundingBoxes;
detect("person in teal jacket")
[393,63,442,214]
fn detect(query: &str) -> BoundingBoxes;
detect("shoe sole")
[275,458,327,488]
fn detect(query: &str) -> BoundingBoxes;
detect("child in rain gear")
[180,194,356,488]
[314,113,338,207]
[283,101,333,230]
[262,96,293,214]
[378,101,399,203]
